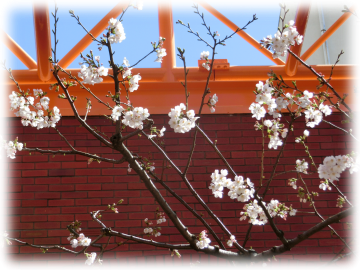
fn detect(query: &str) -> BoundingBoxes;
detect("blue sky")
[1,0,281,70]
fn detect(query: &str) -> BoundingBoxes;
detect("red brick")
[22,200,47,207]
[49,185,74,192]
[21,215,48,222]
[20,185,48,192]
[61,207,88,214]
[88,191,114,197]
[115,220,141,227]
[75,169,100,175]
[48,199,74,206]
[35,177,61,185]
[10,192,34,200]
[10,223,33,230]
[102,183,127,190]
[34,208,61,214]
[35,192,61,199]
[62,191,88,198]
[75,199,101,205]
[75,184,101,190]
[22,170,48,177]
[21,230,47,238]
[49,169,75,177]
[9,163,34,170]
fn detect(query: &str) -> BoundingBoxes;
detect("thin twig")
[322,120,357,142]
[287,49,352,114]
[298,174,352,251]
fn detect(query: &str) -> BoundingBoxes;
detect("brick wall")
[5,113,352,265]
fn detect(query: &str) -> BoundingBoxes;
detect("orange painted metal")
[158,2,176,81]
[2,30,37,70]
[301,5,356,61]
[57,2,129,69]
[213,65,354,81]
[4,75,353,117]
[284,3,310,77]
[198,59,229,71]
[3,3,355,117]
[33,2,52,82]
[3,68,166,85]
[197,1,285,65]
[3,65,354,85]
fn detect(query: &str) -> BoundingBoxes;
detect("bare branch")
[24,146,125,164]
[144,131,247,254]
[53,69,114,148]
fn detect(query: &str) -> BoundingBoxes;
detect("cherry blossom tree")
[2,2,355,266]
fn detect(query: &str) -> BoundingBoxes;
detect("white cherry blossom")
[108,18,126,44]
[85,252,97,266]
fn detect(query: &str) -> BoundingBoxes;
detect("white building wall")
[278,2,356,65]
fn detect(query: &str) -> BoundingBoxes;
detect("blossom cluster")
[209,169,255,202]
[168,103,199,133]
[318,154,358,183]
[9,90,61,130]
[250,79,334,134]
[157,215,166,224]
[296,159,308,173]
[111,106,150,130]
[263,119,288,150]
[154,37,167,63]
[122,57,142,92]
[108,18,126,44]
[200,51,210,70]
[68,233,92,248]
[319,180,331,191]
[261,20,303,59]
[249,80,288,120]
[78,59,108,85]
[304,102,332,128]
[147,126,166,139]
[336,195,346,208]
[240,199,296,225]
[85,252,97,266]
[196,230,211,249]
[3,232,12,247]
[123,107,150,129]
[1,137,23,159]
[227,235,236,247]
[288,178,297,189]
[143,218,161,237]
[208,94,218,113]
[170,249,181,258]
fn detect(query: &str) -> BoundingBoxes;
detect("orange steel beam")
[4,65,354,85]
[285,3,310,76]
[2,30,37,70]
[3,68,166,85]
[57,2,129,69]
[301,5,356,61]
[198,1,285,65]
[5,78,353,117]
[158,2,176,81]
[33,2,52,82]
